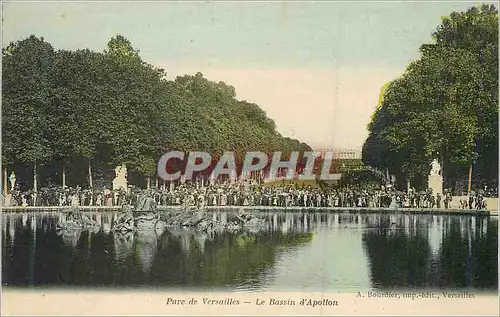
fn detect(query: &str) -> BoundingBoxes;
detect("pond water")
[1,211,498,292]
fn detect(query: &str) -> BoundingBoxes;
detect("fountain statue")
[9,171,16,191]
[112,191,160,233]
[134,190,157,212]
[112,165,128,191]
[56,207,100,233]
[430,159,441,176]
[428,159,443,197]
[133,191,160,230]
[113,191,267,235]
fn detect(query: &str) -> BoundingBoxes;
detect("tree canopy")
[2,35,311,189]
[362,4,498,191]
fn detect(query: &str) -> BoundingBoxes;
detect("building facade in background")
[318,149,362,160]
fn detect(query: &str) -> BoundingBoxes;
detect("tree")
[48,49,107,187]
[2,34,313,190]
[2,35,56,192]
[101,36,169,182]
[363,4,498,191]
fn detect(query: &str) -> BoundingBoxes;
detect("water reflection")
[1,211,497,291]
[361,214,497,290]
[135,231,157,274]
[114,231,134,263]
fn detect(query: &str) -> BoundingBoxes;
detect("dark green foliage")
[362,5,498,190]
[2,34,310,186]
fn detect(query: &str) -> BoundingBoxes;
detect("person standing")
[468,195,474,209]
[476,194,484,210]
[104,187,112,207]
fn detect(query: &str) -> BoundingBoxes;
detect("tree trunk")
[442,146,449,189]
[146,176,151,189]
[33,163,38,206]
[33,163,38,192]
[62,165,66,188]
[28,216,36,286]
[467,164,473,194]
[3,167,7,195]
[88,163,93,188]
[155,177,159,189]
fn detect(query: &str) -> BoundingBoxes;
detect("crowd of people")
[1,179,491,210]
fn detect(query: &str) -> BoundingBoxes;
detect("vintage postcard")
[1,0,498,316]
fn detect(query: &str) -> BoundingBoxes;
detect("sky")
[2,0,493,150]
